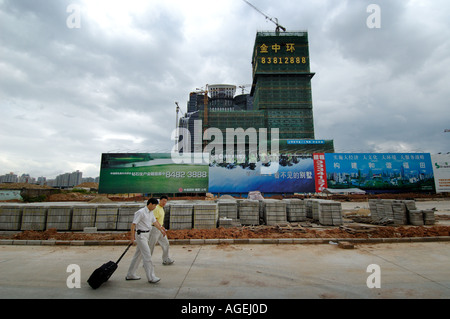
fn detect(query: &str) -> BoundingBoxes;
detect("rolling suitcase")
[87,243,133,289]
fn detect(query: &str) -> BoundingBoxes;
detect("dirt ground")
[1,187,449,241]
[3,224,449,241]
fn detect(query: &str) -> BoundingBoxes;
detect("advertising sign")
[99,153,208,194]
[431,154,450,193]
[208,154,315,193]
[313,153,328,192]
[324,153,435,193]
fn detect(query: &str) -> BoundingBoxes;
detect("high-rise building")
[178,31,334,155]
[251,31,315,140]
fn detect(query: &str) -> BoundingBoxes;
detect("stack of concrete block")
[369,199,423,226]
[423,210,435,225]
[408,210,424,226]
[95,205,119,230]
[169,204,193,230]
[392,201,408,225]
[310,199,325,221]
[383,200,395,220]
[163,203,171,228]
[282,199,306,222]
[193,203,218,229]
[0,205,23,231]
[117,204,141,230]
[262,199,287,226]
[46,206,72,231]
[238,200,259,225]
[318,201,343,226]
[376,201,386,220]
[368,200,379,220]
[71,205,96,230]
[305,200,313,219]
[217,199,238,219]
[403,200,417,212]
[21,206,47,231]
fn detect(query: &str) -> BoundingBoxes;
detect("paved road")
[0,242,449,299]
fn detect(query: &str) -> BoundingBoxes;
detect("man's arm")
[153,220,167,237]
[130,223,136,244]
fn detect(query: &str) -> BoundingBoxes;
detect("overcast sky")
[1,0,449,179]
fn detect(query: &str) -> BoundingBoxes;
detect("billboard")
[208,154,315,193]
[323,153,435,193]
[431,154,450,193]
[99,153,208,194]
[313,153,328,192]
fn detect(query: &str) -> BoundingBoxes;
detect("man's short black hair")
[147,197,158,206]
[160,195,168,200]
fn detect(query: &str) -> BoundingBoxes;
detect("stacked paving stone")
[193,203,218,229]
[163,203,170,228]
[304,199,343,225]
[317,200,343,226]
[423,210,436,225]
[46,206,73,231]
[261,199,287,226]
[217,199,240,228]
[408,210,424,226]
[95,205,119,230]
[238,199,260,225]
[217,199,238,219]
[169,203,193,230]
[305,200,313,219]
[117,204,141,230]
[0,205,23,231]
[282,198,306,222]
[368,199,435,226]
[382,200,395,220]
[310,199,327,221]
[392,201,409,225]
[309,200,321,221]
[368,200,379,220]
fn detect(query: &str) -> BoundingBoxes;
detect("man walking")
[126,198,166,283]
[149,195,174,265]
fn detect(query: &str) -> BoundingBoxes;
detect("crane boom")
[242,0,286,32]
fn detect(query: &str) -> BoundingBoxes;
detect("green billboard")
[98,153,208,194]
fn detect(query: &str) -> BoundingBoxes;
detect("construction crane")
[238,84,252,94]
[175,102,183,147]
[195,85,209,128]
[242,0,286,33]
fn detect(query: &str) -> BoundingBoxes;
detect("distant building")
[0,172,18,183]
[48,170,82,188]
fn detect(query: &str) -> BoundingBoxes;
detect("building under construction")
[177,31,334,156]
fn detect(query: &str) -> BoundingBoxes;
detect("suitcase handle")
[116,243,133,265]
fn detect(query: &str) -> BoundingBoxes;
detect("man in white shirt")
[126,198,166,283]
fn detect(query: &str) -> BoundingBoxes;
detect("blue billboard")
[208,154,315,193]
[324,153,435,193]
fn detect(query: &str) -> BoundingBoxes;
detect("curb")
[1,236,449,246]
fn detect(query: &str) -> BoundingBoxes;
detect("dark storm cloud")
[0,0,449,178]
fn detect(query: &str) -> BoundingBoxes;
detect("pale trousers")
[127,232,157,281]
[148,227,170,262]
